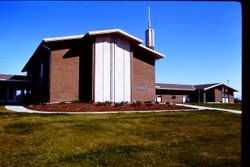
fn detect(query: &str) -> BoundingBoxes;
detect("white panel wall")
[123,42,131,101]
[94,36,131,102]
[95,38,104,102]
[103,37,111,101]
[114,39,124,102]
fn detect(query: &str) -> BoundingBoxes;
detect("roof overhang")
[22,29,166,72]
[138,44,165,60]
[43,35,85,43]
[22,43,49,72]
[87,29,143,44]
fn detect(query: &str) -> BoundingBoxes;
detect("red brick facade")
[21,30,164,103]
[156,84,237,103]
[50,49,80,102]
[214,88,222,102]
[161,94,184,103]
[132,50,155,102]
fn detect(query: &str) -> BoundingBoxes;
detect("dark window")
[8,89,14,100]
[222,87,229,98]
[0,88,5,100]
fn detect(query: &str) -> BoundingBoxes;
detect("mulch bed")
[26,102,194,112]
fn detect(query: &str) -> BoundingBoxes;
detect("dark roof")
[194,83,238,92]
[156,83,195,91]
[156,82,238,92]
[193,83,220,90]
[0,74,14,80]
[0,74,31,82]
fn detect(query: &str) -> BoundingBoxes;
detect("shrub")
[145,101,153,106]
[131,100,141,107]
[95,102,104,106]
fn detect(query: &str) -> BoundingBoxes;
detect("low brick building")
[156,83,238,103]
[0,74,31,104]
[22,29,165,103]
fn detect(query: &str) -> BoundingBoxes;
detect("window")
[8,89,14,101]
[222,86,229,103]
[15,90,22,101]
[222,87,229,98]
[40,63,44,78]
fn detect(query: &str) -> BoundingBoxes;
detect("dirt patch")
[26,102,194,112]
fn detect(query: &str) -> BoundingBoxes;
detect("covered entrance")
[0,75,31,104]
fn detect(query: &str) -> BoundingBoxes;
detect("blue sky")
[0,1,241,98]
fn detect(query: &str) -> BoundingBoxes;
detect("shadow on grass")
[4,122,44,135]
[59,145,145,165]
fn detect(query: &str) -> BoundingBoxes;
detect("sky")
[0,1,242,98]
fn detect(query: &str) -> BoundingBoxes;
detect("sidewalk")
[4,105,194,114]
[176,104,241,114]
[5,104,241,114]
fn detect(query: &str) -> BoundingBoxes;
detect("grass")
[0,105,11,112]
[187,103,241,111]
[0,108,240,166]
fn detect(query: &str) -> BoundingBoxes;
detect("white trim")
[204,83,238,91]
[88,29,143,44]
[43,34,84,42]
[138,44,165,59]
[204,83,222,90]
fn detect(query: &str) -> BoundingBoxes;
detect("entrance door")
[156,95,162,103]
[182,95,187,103]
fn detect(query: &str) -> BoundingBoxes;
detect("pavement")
[4,105,194,114]
[4,104,241,114]
[176,104,241,114]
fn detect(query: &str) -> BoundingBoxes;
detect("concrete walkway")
[176,104,241,114]
[4,105,194,114]
[4,104,241,114]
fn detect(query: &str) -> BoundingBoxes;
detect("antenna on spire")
[145,6,155,50]
[148,6,151,28]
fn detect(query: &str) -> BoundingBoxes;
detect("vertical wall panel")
[114,39,124,102]
[95,38,104,102]
[94,35,131,102]
[124,43,131,102]
[114,38,131,102]
[103,37,111,101]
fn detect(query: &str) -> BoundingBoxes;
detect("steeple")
[145,6,155,50]
[148,6,151,28]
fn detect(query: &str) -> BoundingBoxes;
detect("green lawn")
[0,108,240,166]
[0,105,11,112]
[187,103,241,111]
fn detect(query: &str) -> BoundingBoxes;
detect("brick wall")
[132,50,155,102]
[161,94,183,103]
[229,89,235,103]
[50,49,80,102]
[214,88,222,102]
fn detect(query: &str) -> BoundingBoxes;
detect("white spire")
[146,6,155,50]
[148,6,151,28]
